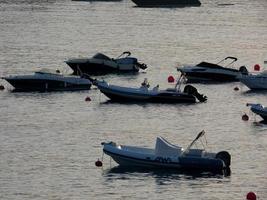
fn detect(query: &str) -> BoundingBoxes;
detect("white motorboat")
[239,70,267,90]
[102,131,231,174]
[65,51,147,75]
[2,68,92,92]
[87,76,207,103]
[247,103,267,121]
[177,57,248,83]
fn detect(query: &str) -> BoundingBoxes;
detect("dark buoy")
[0,85,4,90]
[246,192,257,200]
[168,75,175,83]
[85,96,91,102]
[254,64,260,71]
[95,159,103,167]
[242,113,249,121]
[234,86,239,91]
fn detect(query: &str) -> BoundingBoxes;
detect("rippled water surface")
[0,0,266,199]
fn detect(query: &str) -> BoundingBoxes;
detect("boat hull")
[4,78,91,92]
[250,104,267,121]
[240,76,267,90]
[104,148,225,173]
[97,83,196,103]
[131,0,201,7]
[182,71,239,83]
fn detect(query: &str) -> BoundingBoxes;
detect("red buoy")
[254,64,260,71]
[246,192,257,200]
[95,159,103,167]
[168,75,175,83]
[234,86,239,91]
[242,113,249,121]
[0,85,4,90]
[85,96,91,102]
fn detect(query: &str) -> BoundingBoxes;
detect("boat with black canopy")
[177,56,248,83]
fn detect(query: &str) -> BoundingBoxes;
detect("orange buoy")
[246,192,257,200]
[0,85,4,90]
[234,86,239,91]
[242,113,249,121]
[168,75,175,83]
[85,96,91,101]
[254,64,260,71]
[95,159,103,167]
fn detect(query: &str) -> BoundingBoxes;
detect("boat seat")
[155,137,183,157]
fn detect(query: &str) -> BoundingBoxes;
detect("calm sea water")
[0,0,266,199]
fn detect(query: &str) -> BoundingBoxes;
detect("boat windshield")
[196,62,225,69]
[35,68,61,75]
[92,53,111,60]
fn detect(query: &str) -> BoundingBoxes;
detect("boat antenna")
[182,130,205,155]
[175,73,185,91]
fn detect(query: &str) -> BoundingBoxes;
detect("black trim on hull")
[184,72,239,83]
[66,62,139,75]
[5,79,91,92]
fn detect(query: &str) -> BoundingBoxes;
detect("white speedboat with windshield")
[102,131,231,174]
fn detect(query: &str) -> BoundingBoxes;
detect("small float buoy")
[85,96,91,102]
[95,159,103,167]
[0,85,5,90]
[246,192,257,200]
[234,86,239,91]
[242,113,249,121]
[168,75,175,83]
[254,64,260,71]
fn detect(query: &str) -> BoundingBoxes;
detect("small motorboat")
[88,75,207,103]
[177,57,248,83]
[239,70,267,90]
[131,0,201,7]
[2,68,92,92]
[102,130,231,174]
[247,103,267,121]
[65,51,147,75]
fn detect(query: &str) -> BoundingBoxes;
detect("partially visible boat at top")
[102,130,231,174]
[1,68,91,92]
[239,70,267,90]
[87,75,207,103]
[247,103,267,121]
[131,0,201,7]
[177,57,248,83]
[65,51,147,75]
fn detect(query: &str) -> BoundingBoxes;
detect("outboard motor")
[215,151,231,168]
[184,85,207,102]
[239,66,249,75]
[136,62,147,70]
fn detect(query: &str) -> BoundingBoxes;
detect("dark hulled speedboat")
[65,51,147,75]
[87,76,207,103]
[2,69,91,92]
[177,57,248,83]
